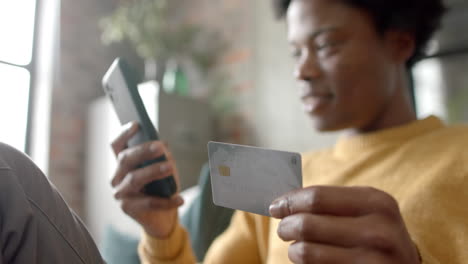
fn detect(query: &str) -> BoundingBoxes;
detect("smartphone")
[102,58,177,198]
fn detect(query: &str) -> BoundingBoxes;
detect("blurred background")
[0,0,467,262]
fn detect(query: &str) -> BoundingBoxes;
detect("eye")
[291,48,301,59]
[316,42,331,51]
[314,40,341,56]
[314,33,341,51]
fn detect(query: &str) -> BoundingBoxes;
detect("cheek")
[323,54,390,110]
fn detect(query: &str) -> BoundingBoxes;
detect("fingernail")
[269,199,286,218]
[174,196,184,205]
[123,122,132,130]
[150,142,158,152]
[123,122,133,131]
[123,122,138,134]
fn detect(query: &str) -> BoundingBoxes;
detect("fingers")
[161,142,176,166]
[119,195,184,216]
[277,213,363,247]
[160,142,180,189]
[288,242,392,264]
[111,122,139,156]
[270,186,400,219]
[287,242,354,264]
[288,242,390,264]
[113,161,174,198]
[272,186,415,263]
[111,141,168,187]
[277,213,399,251]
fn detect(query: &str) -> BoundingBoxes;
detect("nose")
[294,51,322,81]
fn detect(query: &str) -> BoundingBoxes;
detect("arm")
[110,123,192,262]
[139,221,196,264]
[139,210,267,264]
[203,211,269,264]
[0,143,104,263]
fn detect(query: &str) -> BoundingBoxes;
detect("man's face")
[287,0,403,132]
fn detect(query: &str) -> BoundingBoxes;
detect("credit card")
[208,141,302,216]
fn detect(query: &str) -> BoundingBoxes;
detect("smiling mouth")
[302,94,333,113]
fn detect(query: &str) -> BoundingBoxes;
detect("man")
[111,0,468,263]
[0,143,104,263]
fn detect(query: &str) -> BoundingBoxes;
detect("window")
[0,0,38,151]
[411,4,468,123]
[412,59,447,119]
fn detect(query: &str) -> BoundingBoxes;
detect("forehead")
[286,0,373,42]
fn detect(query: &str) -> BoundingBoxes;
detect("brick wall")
[48,0,139,218]
[174,0,257,145]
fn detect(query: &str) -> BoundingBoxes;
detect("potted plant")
[99,0,228,100]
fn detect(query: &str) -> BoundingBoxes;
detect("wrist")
[145,209,178,239]
[140,222,188,260]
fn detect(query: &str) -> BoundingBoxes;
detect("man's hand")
[110,122,184,239]
[269,186,421,264]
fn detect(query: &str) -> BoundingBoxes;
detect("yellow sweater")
[139,116,468,263]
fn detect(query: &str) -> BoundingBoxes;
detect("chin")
[309,115,347,132]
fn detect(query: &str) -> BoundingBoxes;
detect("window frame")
[0,0,41,154]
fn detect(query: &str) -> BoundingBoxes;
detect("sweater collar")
[333,116,445,159]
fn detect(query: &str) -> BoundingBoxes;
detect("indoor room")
[0,0,467,263]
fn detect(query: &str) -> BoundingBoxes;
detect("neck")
[345,70,417,137]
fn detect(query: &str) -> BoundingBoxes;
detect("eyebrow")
[308,26,340,41]
[289,26,341,45]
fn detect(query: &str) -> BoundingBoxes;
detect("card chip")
[218,165,231,177]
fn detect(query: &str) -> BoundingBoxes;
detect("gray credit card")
[208,141,302,216]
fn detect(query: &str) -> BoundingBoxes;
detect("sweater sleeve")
[138,222,197,264]
[203,211,266,264]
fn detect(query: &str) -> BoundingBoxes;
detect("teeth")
[301,93,332,99]
[305,96,321,103]
[302,95,332,113]
[303,103,314,112]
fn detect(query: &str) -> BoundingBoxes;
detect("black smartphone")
[102,58,177,198]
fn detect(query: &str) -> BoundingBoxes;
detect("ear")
[384,30,416,64]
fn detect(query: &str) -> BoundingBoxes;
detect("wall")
[251,1,337,152]
[171,0,259,145]
[177,0,337,152]
[48,0,139,218]
[437,2,468,122]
